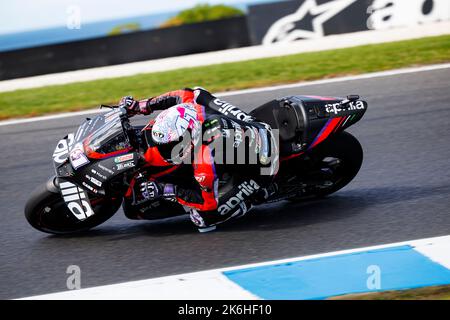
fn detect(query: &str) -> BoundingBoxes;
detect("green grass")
[1,35,449,120]
[328,285,450,300]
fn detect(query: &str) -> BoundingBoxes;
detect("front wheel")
[24,177,122,234]
[289,131,363,201]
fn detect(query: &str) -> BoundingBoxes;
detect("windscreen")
[83,112,132,158]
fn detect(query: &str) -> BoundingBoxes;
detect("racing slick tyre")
[289,131,363,201]
[24,176,122,234]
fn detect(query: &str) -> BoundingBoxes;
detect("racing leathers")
[124,88,278,231]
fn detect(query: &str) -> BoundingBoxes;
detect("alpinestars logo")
[214,99,255,122]
[325,100,365,114]
[263,0,357,44]
[218,180,260,216]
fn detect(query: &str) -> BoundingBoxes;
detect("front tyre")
[24,177,122,234]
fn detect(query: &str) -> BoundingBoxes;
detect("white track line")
[166,234,450,274]
[1,63,449,128]
[20,235,450,300]
[0,109,110,127]
[215,63,450,96]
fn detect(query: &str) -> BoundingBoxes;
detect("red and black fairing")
[249,94,367,160]
[297,95,367,150]
[51,108,141,220]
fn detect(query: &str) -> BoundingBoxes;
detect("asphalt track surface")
[1,68,449,299]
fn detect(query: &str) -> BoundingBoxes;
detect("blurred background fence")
[1,0,449,80]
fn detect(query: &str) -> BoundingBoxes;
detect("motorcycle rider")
[119,87,279,232]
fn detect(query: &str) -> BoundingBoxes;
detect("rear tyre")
[24,177,122,234]
[289,131,363,201]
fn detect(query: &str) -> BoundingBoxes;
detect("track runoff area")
[21,235,450,300]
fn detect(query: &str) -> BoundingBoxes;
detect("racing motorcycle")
[24,95,367,234]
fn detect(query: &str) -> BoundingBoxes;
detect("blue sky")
[0,0,283,51]
[0,0,279,35]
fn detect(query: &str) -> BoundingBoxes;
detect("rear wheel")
[289,131,363,201]
[24,177,122,234]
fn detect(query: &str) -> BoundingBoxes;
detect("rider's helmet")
[151,104,200,164]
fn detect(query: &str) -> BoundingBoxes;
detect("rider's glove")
[119,96,139,115]
[140,181,176,201]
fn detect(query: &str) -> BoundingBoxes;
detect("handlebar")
[100,104,120,109]
[97,104,144,150]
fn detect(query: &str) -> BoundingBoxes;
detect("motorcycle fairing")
[250,95,367,154]
[53,135,139,196]
[51,109,139,220]
[286,95,367,148]
[52,135,94,221]
[58,178,94,221]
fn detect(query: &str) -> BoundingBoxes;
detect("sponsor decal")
[367,0,450,30]
[98,163,114,175]
[85,174,102,187]
[195,174,206,183]
[233,126,244,148]
[218,180,260,216]
[152,130,164,139]
[325,100,365,115]
[257,0,450,45]
[263,0,357,45]
[226,120,245,148]
[114,153,134,163]
[91,169,106,180]
[82,181,98,194]
[59,181,94,220]
[69,143,89,170]
[116,161,135,170]
[213,99,255,122]
[53,133,75,164]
